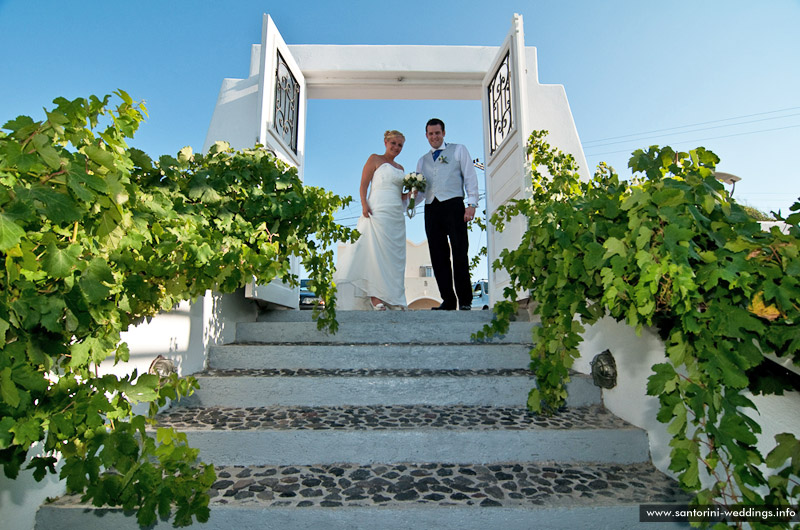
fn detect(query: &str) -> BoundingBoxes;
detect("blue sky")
[1,0,799,279]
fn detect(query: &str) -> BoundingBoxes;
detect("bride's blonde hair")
[384,130,405,141]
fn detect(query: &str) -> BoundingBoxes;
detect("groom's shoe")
[458,305,472,311]
[432,302,456,311]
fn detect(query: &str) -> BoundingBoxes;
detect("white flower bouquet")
[402,172,427,218]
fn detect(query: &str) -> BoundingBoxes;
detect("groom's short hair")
[426,118,445,132]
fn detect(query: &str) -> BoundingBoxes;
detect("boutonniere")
[438,155,449,164]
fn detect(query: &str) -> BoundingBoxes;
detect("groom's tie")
[432,149,442,161]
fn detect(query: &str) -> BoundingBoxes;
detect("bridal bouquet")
[402,172,427,218]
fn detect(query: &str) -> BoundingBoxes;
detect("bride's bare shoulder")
[365,153,385,168]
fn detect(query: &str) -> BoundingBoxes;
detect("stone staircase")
[37,310,689,529]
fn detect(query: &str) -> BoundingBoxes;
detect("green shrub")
[479,130,800,526]
[0,91,354,526]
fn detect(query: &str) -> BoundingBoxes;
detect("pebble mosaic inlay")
[200,368,535,377]
[156,404,631,432]
[206,462,691,508]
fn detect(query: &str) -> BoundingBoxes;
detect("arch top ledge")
[247,44,541,100]
[287,45,503,75]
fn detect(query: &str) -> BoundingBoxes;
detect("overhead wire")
[585,123,800,158]
[584,113,800,149]
[583,106,800,145]
[583,106,800,158]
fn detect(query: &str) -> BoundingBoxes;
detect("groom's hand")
[464,205,476,222]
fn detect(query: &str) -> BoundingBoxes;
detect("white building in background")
[404,240,442,309]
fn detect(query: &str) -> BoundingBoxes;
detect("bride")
[335,130,409,311]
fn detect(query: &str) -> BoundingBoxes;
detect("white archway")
[204,13,589,308]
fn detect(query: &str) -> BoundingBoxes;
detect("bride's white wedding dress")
[335,163,407,310]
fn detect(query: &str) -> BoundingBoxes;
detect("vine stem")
[118,456,143,496]
[58,399,76,415]
[40,168,67,185]
[693,404,743,509]
[21,124,45,149]
[768,244,784,268]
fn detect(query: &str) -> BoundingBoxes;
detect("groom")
[416,118,480,311]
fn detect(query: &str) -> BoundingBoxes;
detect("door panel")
[246,14,307,308]
[481,14,529,306]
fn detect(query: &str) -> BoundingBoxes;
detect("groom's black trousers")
[424,197,472,307]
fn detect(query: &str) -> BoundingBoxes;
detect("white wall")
[525,49,591,182]
[104,288,257,379]
[202,77,260,153]
[575,317,800,483]
[0,448,64,530]
[760,221,791,234]
[576,317,675,473]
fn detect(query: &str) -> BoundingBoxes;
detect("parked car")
[472,280,489,310]
[299,279,323,309]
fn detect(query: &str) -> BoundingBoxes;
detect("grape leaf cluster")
[0,91,354,526]
[479,130,800,527]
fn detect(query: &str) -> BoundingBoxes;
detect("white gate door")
[245,14,307,308]
[481,14,530,307]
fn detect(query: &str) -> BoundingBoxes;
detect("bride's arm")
[360,155,378,217]
[397,165,410,201]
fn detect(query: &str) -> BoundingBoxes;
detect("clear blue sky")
[2,0,798,279]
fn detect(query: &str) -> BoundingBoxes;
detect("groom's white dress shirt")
[415,142,479,206]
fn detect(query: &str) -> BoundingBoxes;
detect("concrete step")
[234,317,535,345]
[183,369,600,408]
[257,309,502,324]
[207,343,533,371]
[36,306,692,529]
[38,461,691,529]
[156,404,650,466]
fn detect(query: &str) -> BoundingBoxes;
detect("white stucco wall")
[760,221,791,234]
[575,318,677,475]
[203,77,261,153]
[525,49,591,182]
[0,450,63,530]
[104,289,257,380]
[575,317,800,483]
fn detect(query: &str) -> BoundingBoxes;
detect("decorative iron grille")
[487,51,513,156]
[273,51,300,154]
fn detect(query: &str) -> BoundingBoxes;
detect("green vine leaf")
[42,243,82,278]
[603,237,627,259]
[766,433,800,471]
[82,144,117,171]
[0,213,25,251]
[0,367,21,408]
[28,186,82,224]
[647,363,679,395]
